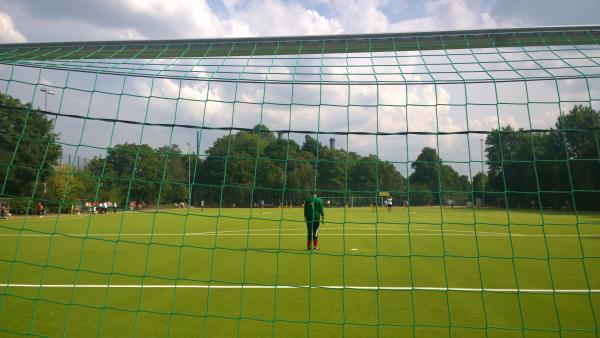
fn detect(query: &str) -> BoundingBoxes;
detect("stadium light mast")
[187,142,191,206]
[39,87,55,111]
[39,87,56,199]
[480,138,485,206]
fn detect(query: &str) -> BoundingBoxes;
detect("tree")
[484,105,600,210]
[485,126,538,207]
[409,147,442,205]
[87,143,165,204]
[549,105,600,209]
[302,136,345,192]
[555,105,600,159]
[410,147,440,191]
[348,154,405,193]
[261,138,314,203]
[472,172,488,200]
[45,164,96,209]
[0,93,61,198]
[409,147,469,205]
[348,155,377,191]
[198,125,278,206]
[157,144,187,205]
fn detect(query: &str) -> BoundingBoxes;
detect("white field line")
[1,284,599,293]
[0,230,598,238]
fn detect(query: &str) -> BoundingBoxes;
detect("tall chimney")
[329,138,336,149]
[305,135,311,144]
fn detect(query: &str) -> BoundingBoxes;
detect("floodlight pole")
[39,87,55,111]
[480,138,485,206]
[187,142,191,206]
[39,87,55,199]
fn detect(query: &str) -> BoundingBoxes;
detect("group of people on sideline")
[83,201,118,214]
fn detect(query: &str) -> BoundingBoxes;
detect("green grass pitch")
[1,206,599,337]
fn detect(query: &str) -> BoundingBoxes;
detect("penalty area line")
[1,284,599,293]
[1,232,599,238]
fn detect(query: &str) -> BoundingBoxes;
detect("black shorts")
[307,221,320,240]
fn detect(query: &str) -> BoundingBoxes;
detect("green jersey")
[304,196,324,222]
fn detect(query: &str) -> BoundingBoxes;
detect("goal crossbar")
[0,25,599,60]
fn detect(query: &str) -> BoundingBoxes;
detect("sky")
[1,0,600,43]
[0,0,599,179]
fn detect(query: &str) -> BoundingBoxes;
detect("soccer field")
[1,207,599,337]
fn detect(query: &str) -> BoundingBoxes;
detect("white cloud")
[1,0,599,43]
[63,0,344,40]
[121,0,227,38]
[2,0,599,175]
[226,0,343,37]
[327,0,390,33]
[424,0,497,29]
[389,0,499,32]
[0,11,25,43]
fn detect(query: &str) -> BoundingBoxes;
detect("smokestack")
[305,135,311,144]
[330,138,336,149]
[278,131,284,140]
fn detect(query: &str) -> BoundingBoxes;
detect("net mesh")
[1,27,600,337]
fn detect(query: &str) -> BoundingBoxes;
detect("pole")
[40,87,55,111]
[39,88,55,201]
[196,131,200,155]
[187,142,191,206]
[480,138,485,206]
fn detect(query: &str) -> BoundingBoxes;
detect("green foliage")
[408,147,470,205]
[197,130,406,206]
[0,92,61,198]
[2,87,598,211]
[45,164,95,206]
[87,143,188,205]
[472,172,488,201]
[485,105,600,210]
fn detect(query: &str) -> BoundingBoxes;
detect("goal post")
[1,26,600,337]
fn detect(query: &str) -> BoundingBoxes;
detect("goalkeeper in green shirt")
[304,190,325,250]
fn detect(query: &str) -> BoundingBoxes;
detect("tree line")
[1,91,599,212]
[482,105,600,210]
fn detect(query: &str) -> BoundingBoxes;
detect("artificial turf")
[0,206,599,337]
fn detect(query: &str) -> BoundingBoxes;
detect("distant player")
[37,202,44,218]
[369,200,376,212]
[387,197,392,212]
[201,200,205,211]
[0,202,7,219]
[304,190,324,251]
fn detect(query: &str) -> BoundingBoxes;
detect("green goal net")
[1,26,600,337]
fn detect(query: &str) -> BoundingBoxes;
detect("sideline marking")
[0,231,597,238]
[1,284,599,293]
